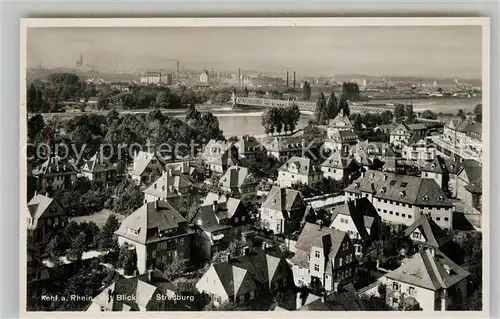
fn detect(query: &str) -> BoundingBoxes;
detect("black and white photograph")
[21,18,489,315]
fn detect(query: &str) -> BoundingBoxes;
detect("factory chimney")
[293,71,296,91]
[286,71,289,87]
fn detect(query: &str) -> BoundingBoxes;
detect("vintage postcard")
[20,18,489,317]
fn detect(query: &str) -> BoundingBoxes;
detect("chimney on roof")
[148,270,152,282]
[107,289,113,303]
[244,246,250,255]
[213,200,218,212]
[155,199,160,210]
[383,174,388,181]
[319,219,323,230]
[262,241,267,250]
[321,290,326,303]
[334,282,339,293]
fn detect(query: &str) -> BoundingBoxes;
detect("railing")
[235,97,393,113]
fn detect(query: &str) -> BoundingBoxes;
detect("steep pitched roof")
[329,197,378,241]
[260,135,303,152]
[465,177,482,194]
[81,152,117,173]
[291,222,347,269]
[459,165,482,185]
[385,249,470,291]
[143,169,192,199]
[32,155,78,177]
[190,198,244,232]
[90,270,186,311]
[279,156,321,175]
[220,166,257,188]
[131,151,164,176]
[210,246,289,298]
[115,200,189,245]
[403,215,451,248]
[27,194,65,222]
[321,149,353,169]
[421,156,448,174]
[261,186,304,212]
[328,114,354,129]
[344,170,453,207]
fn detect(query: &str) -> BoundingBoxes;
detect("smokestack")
[177,61,180,83]
[238,68,241,89]
[293,71,296,91]
[286,71,289,87]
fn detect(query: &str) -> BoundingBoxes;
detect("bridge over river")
[233,96,394,114]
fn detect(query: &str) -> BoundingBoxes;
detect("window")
[395,212,400,216]
[179,238,184,245]
[413,232,421,239]
[235,217,239,223]
[315,250,320,258]
[339,258,343,266]
[436,217,441,221]
[402,214,406,218]
[408,205,413,208]
[383,209,387,213]
[283,278,287,287]
[250,291,255,299]
[392,282,399,291]
[409,286,416,296]
[152,250,156,259]
[402,203,406,207]
[314,264,319,272]
[242,216,246,222]
[444,217,449,221]
[389,211,393,215]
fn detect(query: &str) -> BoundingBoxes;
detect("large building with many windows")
[344,170,454,229]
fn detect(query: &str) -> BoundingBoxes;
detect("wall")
[321,166,344,180]
[305,193,345,209]
[386,278,436,311]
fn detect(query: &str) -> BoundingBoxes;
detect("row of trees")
[315,92,350,124]
[261,104,301,136]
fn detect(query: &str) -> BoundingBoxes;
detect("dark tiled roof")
[27,194,65,220]
[81,152,117,173]
[403,215,451,248]
[143,169,193,199]
[421,156,448,174]
[90,270,188,311]
[291,222,347,271]
[465,177,482,194]
[212,246,290,297]
[321,149,354,169]
[329,198,378,241]
[32,156,78,177]
[279,157,321,175]
[220,166,257,188]
[115,200,189,245]
[344,170,453,207]
[261,186,305,212]
[385,249,470,291]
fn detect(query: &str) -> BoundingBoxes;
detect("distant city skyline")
[27,26,482,79]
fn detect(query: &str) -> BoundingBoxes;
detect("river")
[193,97,482,137]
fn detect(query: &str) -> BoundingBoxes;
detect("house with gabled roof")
[389,123,428,147]
[195,245,293,307]
[324,113,359,152]
[403,214,452,254]
[321,149,360,181]
[143,169,196,211]
[344,170,454,229]
[260,186,309,234]
[27,193,68,235]
[232,135,265,163]
[200,139,235,174]
[260,135,304,163]
[383,249,470,311]
[115,200,193,274]
[219,165,258,199]
[421,155,461,196]
[164,160,204,182]
[81,152,117,185]
[401,135,436,168]
[329,197,381,257]
[32,155,78,192]
[130,151,166,186]
[190,193,252,260]
[290,222,356,292]
[277,156,323,188]
[86,270,192,311]
[456,162,482,211]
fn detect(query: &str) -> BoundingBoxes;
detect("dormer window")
[379,187,386,194]
[354,183,360,189]
[423,195,429,202]
[400,191,406,198]
[431,163,436,168]
[438,195,444,202]
[154,183,157,189]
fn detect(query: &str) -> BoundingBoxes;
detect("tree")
[457,109,466,121]
[163,258,189,279]
[302,81,311,101]
[272,108,284,134]
[338,94,350,117]
[113,180,144,215]
[67,231,86,261]
[421,110,438,120]
[302,122,327,146]
[45,236,65,257]
[117,243,137,275]
[185,103,201,122]
[342,82,360,100]
[473,103,482,123]
[27,114,45,142]
[96,94,109,110]
[284,104,301,134]
[393,104,406,122]
[261,108,275,136]
[327,91,338,119]
[315,92,328,124]
[98,214,121,249]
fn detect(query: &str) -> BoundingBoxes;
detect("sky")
[27,25,483,79]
